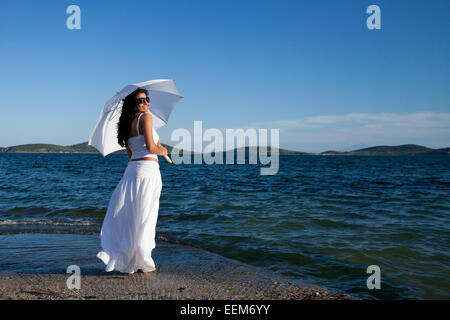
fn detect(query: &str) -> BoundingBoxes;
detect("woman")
[97,88,168,274]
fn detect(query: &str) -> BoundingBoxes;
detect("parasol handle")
[163,154,172,164]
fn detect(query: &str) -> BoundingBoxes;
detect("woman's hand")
[159,146,168,156]
[155,139,168,156]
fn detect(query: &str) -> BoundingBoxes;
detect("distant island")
[0,142,449,156]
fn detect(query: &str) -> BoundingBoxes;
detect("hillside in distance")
[0,142,305,155]
[0,142,173,154]
[0,142,449,156]
[320,144,450,156]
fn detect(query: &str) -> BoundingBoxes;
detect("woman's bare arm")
[156,139,169,155]
[141,113,167,155]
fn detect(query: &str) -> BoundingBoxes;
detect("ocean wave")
[0,218,100,226]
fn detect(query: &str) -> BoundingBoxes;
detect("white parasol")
[88,79,183,162]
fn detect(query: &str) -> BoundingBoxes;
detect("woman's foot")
[139,267,156,274]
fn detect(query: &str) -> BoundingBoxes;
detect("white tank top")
[127,112,159,160]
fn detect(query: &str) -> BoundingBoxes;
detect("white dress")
[97,112,162,273]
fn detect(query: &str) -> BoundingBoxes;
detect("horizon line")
[1,141,449,154]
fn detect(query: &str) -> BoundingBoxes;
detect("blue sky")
[0,0,449,152]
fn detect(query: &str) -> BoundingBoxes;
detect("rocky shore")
[0,240,354,300]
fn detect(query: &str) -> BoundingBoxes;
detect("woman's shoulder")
[142,112,157,129]
[137,112,151,126]
[140,112,157,133]
[141,112,152,121]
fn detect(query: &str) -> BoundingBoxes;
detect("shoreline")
[1,151,449,156]
[0,233,354,300]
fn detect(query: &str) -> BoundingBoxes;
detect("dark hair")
[117,88,148,147]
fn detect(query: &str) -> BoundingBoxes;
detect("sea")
[0,153,449,299]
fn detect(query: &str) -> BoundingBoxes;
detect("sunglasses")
[137,97,150,104]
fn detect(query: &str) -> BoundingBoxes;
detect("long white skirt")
[97,160,162,274]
